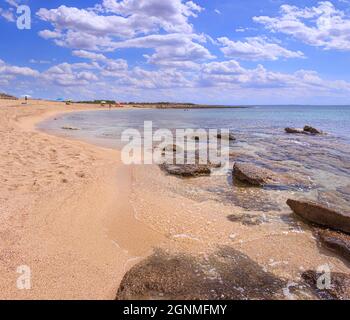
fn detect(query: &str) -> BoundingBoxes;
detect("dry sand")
[0,99,165,299]
[0,99,349,300]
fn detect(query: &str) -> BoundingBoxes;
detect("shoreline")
[1,99,349,300]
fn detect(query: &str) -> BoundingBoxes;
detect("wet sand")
[0,99,349,300]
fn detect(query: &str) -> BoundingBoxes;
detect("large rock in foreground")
[317,229,350,262]
[302,270,350,300]
[116,248,313,300]
[233,163,311,189]
[287,199,350,234]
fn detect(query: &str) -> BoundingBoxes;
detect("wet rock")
[217,132,236,141]
[304,125,322,135]
[316,229,350,262]
[285,128,306,134]
[61,126,79,131]
[233,163,311,189]
[302,270,350,300]
[227,213,267,226]
[162,144,180,153]
[160,163,212,177]
[284,126,323,135]
[116,247,292,300]
[286,199,350,234]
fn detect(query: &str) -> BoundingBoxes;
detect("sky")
[0,0,350,104]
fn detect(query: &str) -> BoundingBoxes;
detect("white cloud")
[0,59,39,77]
[200,59,350,93]
[0,7,15,22]
[37,1,203,49]
[72,50,108,61]
[112,33,214,69]
[254,1,350,51]
[217,36,304,60]
[38,29,62,40]
[42,63,99,87]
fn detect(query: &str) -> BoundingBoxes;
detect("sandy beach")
[0,99,349,300]
[0,99,166,299]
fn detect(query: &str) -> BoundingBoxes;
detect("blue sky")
[0,0,350,104]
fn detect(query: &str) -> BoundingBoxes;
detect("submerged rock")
[317,229,350,262]
[233,163,311,189]
[227,213,267,226]
[160,163,212,177]
[61,126,79,131]
[302,270,350,300]
[116,247,296,300]
[284,125,323,135]
[286,199,350,234]
[217,132,236,141]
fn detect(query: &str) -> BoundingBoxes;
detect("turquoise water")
[39,105,350,147]
[39,105,350,212]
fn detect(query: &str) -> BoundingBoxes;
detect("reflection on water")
[39,106,350,214]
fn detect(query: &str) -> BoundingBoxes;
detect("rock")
[302,270,350,300]
[233,163,268,186]
[284,126,323,135]
[162,144,180,153]
[286,199,350,234]
[160,163,212,177]
[61,126,79,131]
[304,125,322,135]
[233,163,311,189]
[285,127,306,134]
[317,229,350,262]
[227,213,267,226]
[116,247,293,300]
[217,132,236,141]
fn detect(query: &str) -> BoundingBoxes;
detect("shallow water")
[39,106,350,213]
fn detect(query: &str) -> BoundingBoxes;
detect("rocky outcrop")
[317,229,350,262]
[233,163,311,189]
[302,270,350,300]
[286,199,350,234]
[285,125,323,135]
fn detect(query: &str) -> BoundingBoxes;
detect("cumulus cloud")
[254,1,350,51]
[0,59,39,77]
[217,36,304,60]
[42,63,99,87]
[112,33,214,69]
[200,59,350,93]
[37,1,203,49]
